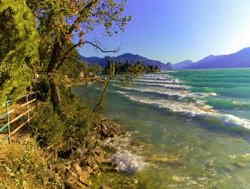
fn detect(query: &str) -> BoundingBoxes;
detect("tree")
[28,0,131,111]
[0,0,131,111]
[26,0,131,73]
[0,1,131,179]
[0,0,39,103]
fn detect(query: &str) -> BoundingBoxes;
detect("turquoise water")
[73,69,250,189]
[169,69,250,120]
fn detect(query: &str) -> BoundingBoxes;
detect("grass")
[0,82,128,188]
[0,136,63,189]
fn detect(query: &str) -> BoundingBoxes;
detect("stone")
[111,150,147,174]
[147,155,180,164]
[99,185,111,189]
[172,176,186,183]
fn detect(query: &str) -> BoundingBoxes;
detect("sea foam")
[117,91,250,129]
[115,73,250,130]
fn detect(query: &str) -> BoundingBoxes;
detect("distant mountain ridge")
[81,53,172,70]
[82,47,250,70]
[173,60,193,69]
[174,47,250,69]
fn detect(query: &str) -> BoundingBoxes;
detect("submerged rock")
[111,150,147,174]
[147,155,180,164]
[172,175,188,183]
[98,120,147,174]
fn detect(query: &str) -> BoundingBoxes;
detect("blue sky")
[78,0,250,63]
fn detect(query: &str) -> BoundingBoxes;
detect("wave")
[191,86,250,98]
[137,74,172,80]
[114,73,250,130]
[134,80,187,86]
[135,78,180,84]
[113,81,189,90]
[113,85,216,102]
[116,91,250,130]
[206,97,250,110]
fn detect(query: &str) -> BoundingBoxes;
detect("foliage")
[0,137,63,188]
[30,86,94,151]
[57,49,86,79]
[104,58,161,76]
[0,0,132,159]
[25,0,131,112]
[86,64,103,75]
[25,0,131,73]
[0,0,131,108]
[0,0,39,104]
[0,0,131,187]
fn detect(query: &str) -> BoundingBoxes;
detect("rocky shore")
[60,116,147,188]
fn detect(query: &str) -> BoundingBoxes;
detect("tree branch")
[55,40,118,71]
[85,40,119,53]
[68,0,97,34]
[55,41,83,70]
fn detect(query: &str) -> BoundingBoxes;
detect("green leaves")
[0,0,39,103]
[0,0,131,104]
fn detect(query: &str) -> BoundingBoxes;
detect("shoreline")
[3,70,250,188]
[0,97,144,188]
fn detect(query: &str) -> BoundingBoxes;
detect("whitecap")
[111,150,147,174]
[116,73,250,130]
[117,91,250,130]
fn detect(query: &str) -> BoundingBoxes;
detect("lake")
[73,68,250,189]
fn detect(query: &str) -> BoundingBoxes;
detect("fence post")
[6,97,11,144]
[26,90,30,125]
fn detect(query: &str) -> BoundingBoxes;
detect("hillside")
[81,53,172,70]
[173,60,193,69]
[173,47,250,69]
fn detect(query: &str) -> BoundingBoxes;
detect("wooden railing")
[0,92,37,143]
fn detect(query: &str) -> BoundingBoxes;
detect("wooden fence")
[0,92,37,143]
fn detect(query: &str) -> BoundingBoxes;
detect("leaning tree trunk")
[46,39,64,114]
[48,76,62,114]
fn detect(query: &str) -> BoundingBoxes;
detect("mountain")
[173,60,193,69]
[81,53,172,70]
[82,57,107,67]
[174,47,250,69]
